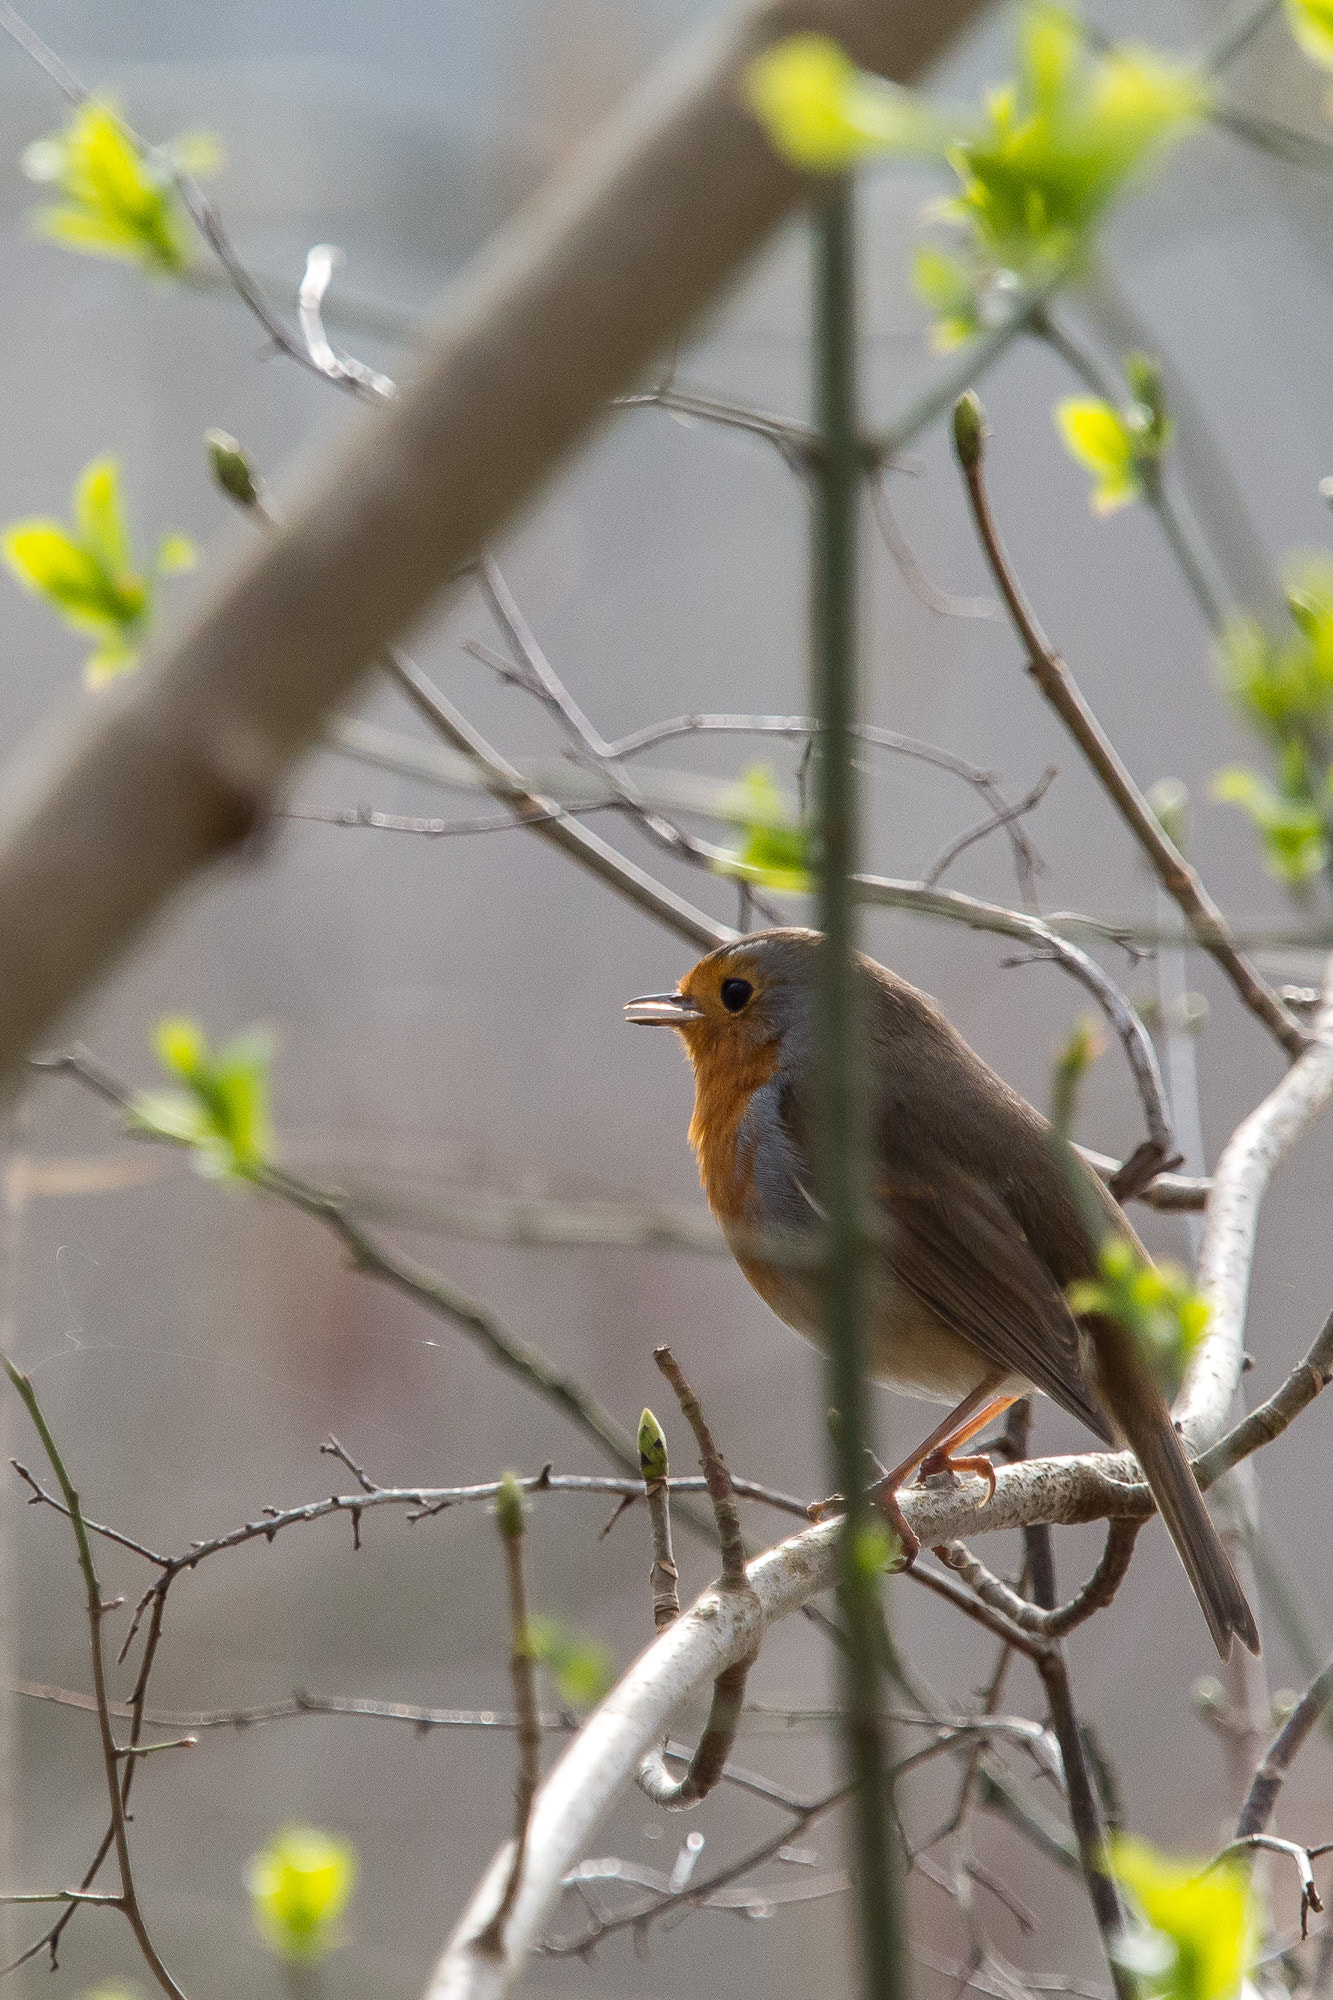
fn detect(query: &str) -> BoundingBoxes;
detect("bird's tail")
[1096,1331,1260,1659]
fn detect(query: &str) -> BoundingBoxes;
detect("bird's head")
[624,928,821,1081]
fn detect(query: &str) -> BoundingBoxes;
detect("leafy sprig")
[2,457,194,687]
[22,102,218,275]
[1068,1238,1208,1388]
[1215,555,1333,886]
[916,8,1205,346]
[247,1826,357,1963]
[1055,354,1172,514]
[712,764,811,891]
[1108,1834,1254,2000]
[131,1017,274,1180]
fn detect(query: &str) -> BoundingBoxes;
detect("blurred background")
[3,0,1333,1994]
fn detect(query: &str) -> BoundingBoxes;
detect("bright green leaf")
[1108,1834,1255,2000]
[2,457,193,688]
[22,102,211,275]
[913,246,983,350]
[247,1826,356,1963]
[1068,1237,1209,1388]
[155,531,196,575]
[132,1017,274,1179]
[1212,768,1329,885]
[75,457,131,575]
[851,1520,906,1577]
[1055,397,1140,512]
[713,764,811,891]
[919,6,1207,342]
[743,33,960,170]
[155,1016,207,1080]
[528,1615,615,1710]
[1285,0,1333,73]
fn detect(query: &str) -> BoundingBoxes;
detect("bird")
[625,925,1259,1660]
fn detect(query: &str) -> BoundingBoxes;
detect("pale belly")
[730,1229,1031,1407]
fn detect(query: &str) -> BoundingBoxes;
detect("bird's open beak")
[624,990,704,1027]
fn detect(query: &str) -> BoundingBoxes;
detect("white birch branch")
[1176,961,1333,1454]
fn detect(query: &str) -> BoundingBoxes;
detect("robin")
[626,925,1258,1660]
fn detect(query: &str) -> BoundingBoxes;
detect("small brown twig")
[1206,1835,1328,1940]
[475,1477,543,1958]
[1196,1310,1333,1491]
[2,1359,187,2000]
[1022,1522,1131,2000]
[1237,1653,1333,1839]
[934,1521,1144,1640]
[637,1350,758,1809]
[952,393,1309,1062]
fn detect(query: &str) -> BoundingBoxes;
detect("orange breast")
[686,1031,779,1228]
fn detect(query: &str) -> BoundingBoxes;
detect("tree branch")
[952,395,1309,1061]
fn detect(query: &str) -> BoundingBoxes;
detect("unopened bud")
[205,428,260,508]
[494,1471,525,1539]
[638,1408,668,1484]
[952,391,986,472]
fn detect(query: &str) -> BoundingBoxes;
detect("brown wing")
[877,1166,1113,1445]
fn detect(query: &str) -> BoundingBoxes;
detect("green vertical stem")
[813,181,904,2000]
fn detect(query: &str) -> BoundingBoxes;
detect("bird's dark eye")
[720,977,754,1014]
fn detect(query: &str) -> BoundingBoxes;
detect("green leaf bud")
[495,1470,525,1540]
[205,429,260,508]
[952,391,986,472]
[638,1407,668,1484]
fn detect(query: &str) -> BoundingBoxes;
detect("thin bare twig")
[934,1521,1143,1640]
[538,1781,854,1957]
[589,711,1045,904]
[297,244,397,400]
[1195,1311,1333,1490]
[475,1481,543,1958]
[1207,1835,1327,1939]
[469,561,782,916]
[924,767,1056,891]
[637,1349,758,1810]
[1025,1524,1131,2000]
[869,475,998,622]
[1,1360,187,2000]
[953,396,1309,1061]
[1237,1653,1333,1838]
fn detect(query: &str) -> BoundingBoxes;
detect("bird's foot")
[917,1446,998,1504]
[808,1484,922,1568]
